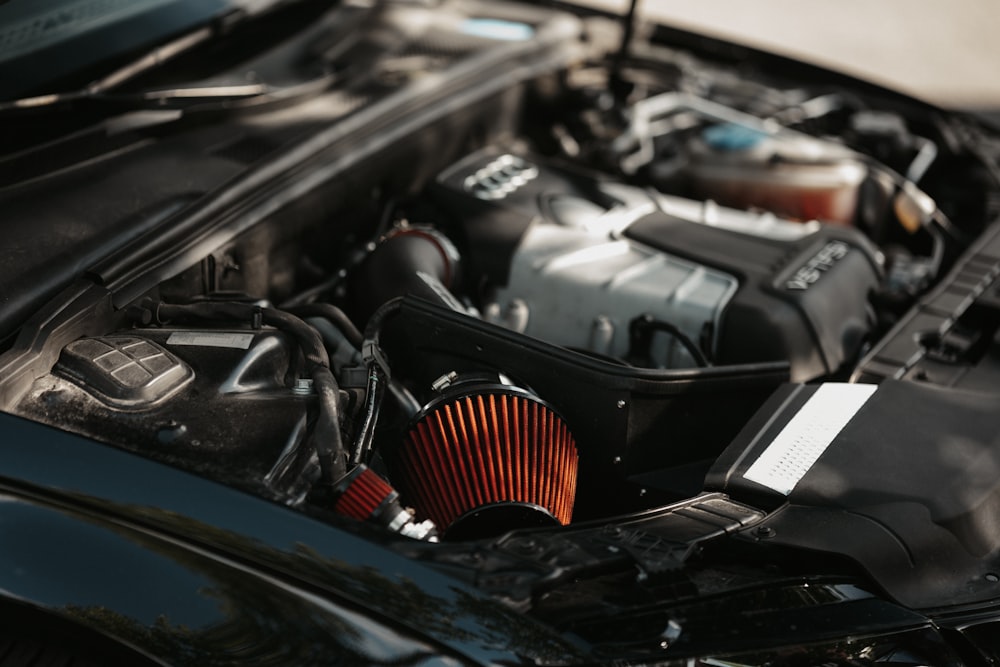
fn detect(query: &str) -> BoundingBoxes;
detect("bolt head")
[754,525,776,539]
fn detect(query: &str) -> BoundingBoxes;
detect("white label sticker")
[743,383,877,495]
[166,331,254,350]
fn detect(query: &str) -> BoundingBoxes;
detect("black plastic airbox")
[707,380,1000,608]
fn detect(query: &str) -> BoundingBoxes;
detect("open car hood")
[1,1,1000,664]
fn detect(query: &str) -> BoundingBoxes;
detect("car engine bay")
[4,0,1000,651]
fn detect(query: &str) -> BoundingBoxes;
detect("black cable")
[278,273,345,309]
[630,315,709,367]
[352,364,385,465]
[287,303,364,349]
[154,301,346,483]
[611,0,642,105]
[348,297,405,464]
[362,297,405,354]
[310,367,347,481]
[652,320,709,367]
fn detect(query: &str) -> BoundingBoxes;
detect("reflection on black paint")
[8,493,581,666]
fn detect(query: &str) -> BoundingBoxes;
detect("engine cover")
[433,149,883,380]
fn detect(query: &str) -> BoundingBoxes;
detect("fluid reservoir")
[688,123,867,226]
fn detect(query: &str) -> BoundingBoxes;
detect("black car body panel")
[0,411,585,665]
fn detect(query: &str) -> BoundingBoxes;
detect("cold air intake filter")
[394,378,578,540]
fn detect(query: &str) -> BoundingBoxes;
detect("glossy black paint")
[0,495,453,665]
[0,411,587,665]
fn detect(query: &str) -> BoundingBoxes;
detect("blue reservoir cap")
[703,123,768,152]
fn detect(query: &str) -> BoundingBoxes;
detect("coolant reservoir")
[688,124,867,225]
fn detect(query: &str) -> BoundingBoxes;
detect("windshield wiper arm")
[89,0,327,94]
[0,0,328,113]
[2,83,271,112]
[87,21,224,95]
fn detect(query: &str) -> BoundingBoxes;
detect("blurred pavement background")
[579,0,1000,109]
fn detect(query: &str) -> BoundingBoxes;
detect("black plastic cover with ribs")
[706,379,1000,609]
[57,336,192,407]
[855,218,1000,390]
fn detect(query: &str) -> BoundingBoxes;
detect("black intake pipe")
[350,228,461,323]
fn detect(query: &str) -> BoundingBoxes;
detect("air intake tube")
[349,227,463,323]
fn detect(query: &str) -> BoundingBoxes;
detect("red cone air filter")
[332,465,397,521]
[396,384,578,539]
[332,464,438,540]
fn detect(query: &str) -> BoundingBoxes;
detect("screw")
[293,378,314,395]
[754,525,776,539]
[613,456,622,464]
[616,399,626,409]
[986,573,999,582]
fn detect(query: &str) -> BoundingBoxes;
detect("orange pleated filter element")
[332,465,397,521]
[396,386,578,538]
